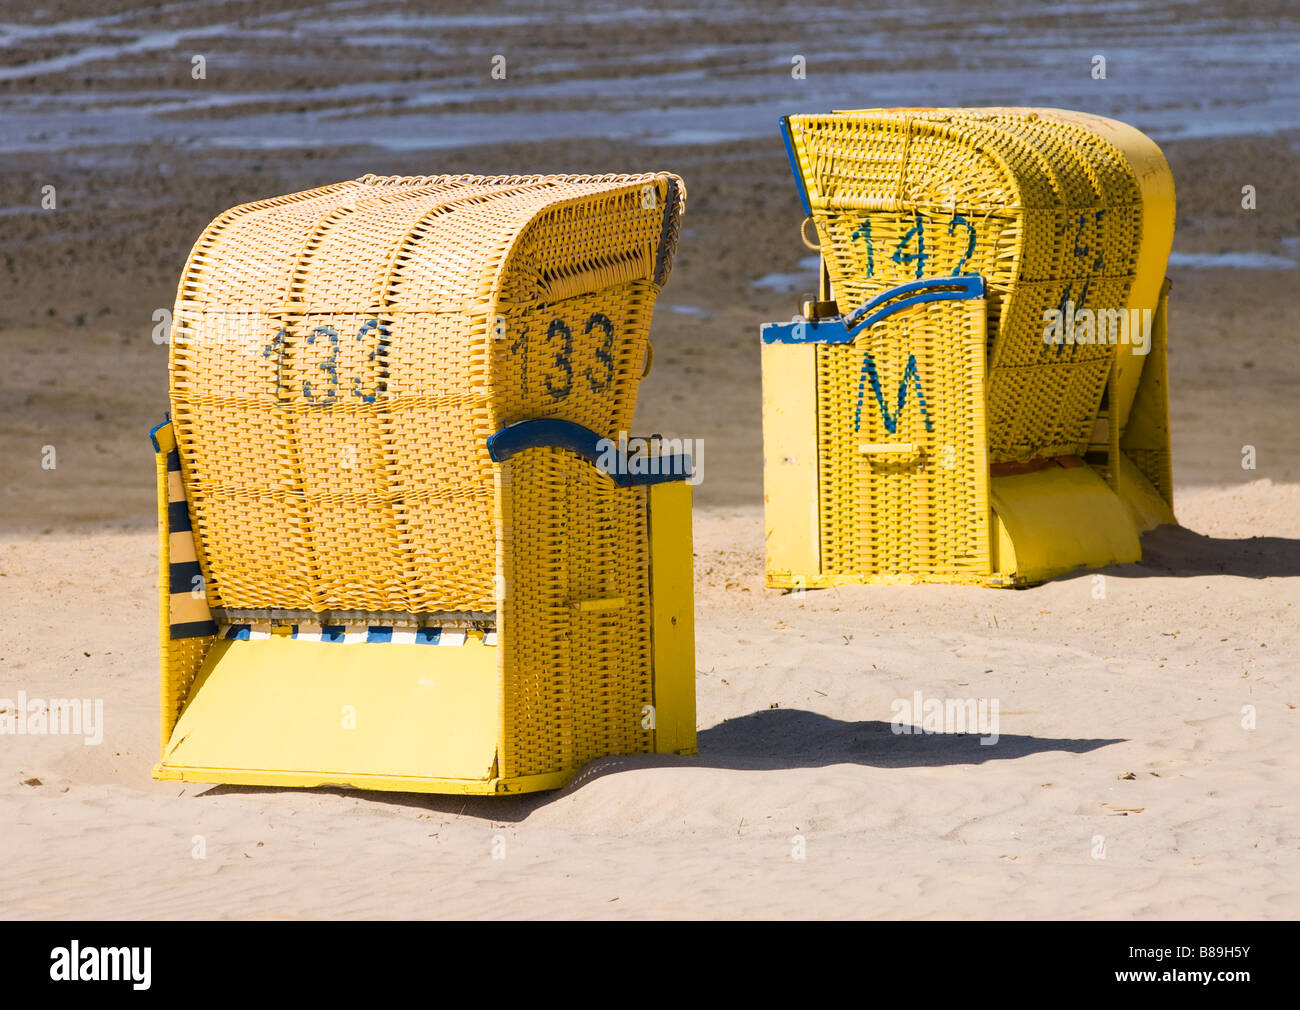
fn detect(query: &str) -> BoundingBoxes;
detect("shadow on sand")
[1124,524,1300,579]
[198,708,1123,822]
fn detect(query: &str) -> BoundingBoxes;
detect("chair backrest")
[781,108,1172,464]
[168,173,685,617]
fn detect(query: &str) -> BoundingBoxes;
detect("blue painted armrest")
[486,419,694,487]
[762,275,986,345]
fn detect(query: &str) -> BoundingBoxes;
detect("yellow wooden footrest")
[155,636,501,792]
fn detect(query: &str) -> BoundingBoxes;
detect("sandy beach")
[1,0,1297,919]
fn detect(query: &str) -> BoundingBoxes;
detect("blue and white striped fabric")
[219,624,498,646]
[164,444,217,640]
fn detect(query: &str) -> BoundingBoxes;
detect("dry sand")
[1,485,1298,919]
[1,0,1298,919]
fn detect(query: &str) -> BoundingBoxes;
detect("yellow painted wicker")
[153,174,696,794]
[764,108,1175,588]
[815,284,990,582]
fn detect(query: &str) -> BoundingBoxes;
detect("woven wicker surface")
[786,107,1144,463]
[816,294,990,581]
[499,450,654,778]
[169,173,684,616]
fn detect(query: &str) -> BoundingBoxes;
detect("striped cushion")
[167,447,217,640]
[219,624,497,646]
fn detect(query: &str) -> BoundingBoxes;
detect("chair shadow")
[198,708,1123,822]
[1119,525,1300,579]
[693,708,1120,767]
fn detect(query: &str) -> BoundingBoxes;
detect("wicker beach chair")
[763,108,1175,588]
[151,173,695,794]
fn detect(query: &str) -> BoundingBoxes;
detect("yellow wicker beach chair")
[763,108,1175,588]
[151,173,695,794]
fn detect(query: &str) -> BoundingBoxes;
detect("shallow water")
[0,0,1296,156]
[1168,250,1296,269]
